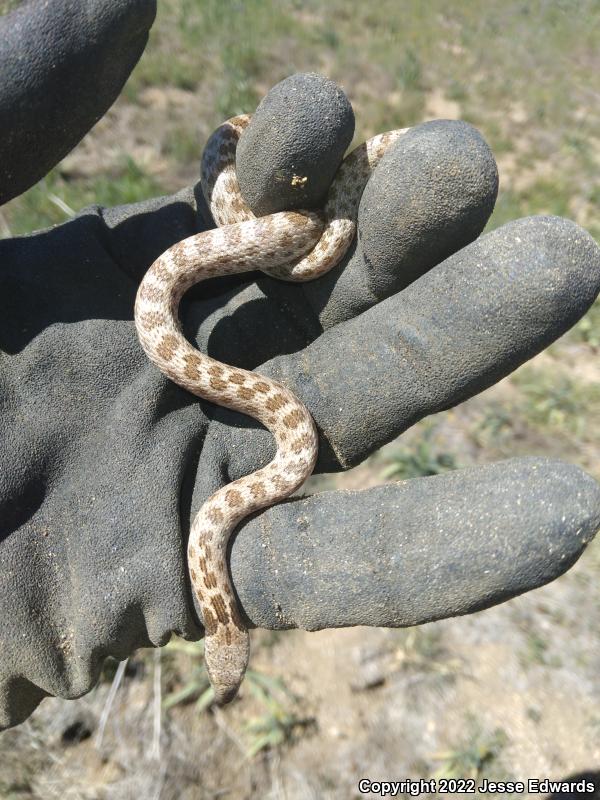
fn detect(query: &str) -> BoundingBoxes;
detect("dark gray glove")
[0,0,157,205]
[2,3,600,732]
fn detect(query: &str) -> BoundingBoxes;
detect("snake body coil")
[134,113,406,703]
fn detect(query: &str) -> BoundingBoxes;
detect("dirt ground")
[2,527,599,798]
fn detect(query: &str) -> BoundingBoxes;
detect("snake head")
[204,629,250,706]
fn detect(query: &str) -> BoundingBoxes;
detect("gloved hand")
[2,1,600,731]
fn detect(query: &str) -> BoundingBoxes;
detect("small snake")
[134,113,407,704]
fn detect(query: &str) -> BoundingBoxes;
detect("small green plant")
[216,41,262,118]
[589,716,600,737]
[243,670,315,758]
[432,723,508,779]
[162,639,215,713]
[0,0,22,15]
[475,404,514,443]
[513,608,563,669]
[3,158,164,237]
[162,126,202,165]
[519,630,562,669]
[486,187,526,233]
[522,632,549,666]
[512,365,600,436]
[397,47,423,92]
[161,639,314,758]
[519,177,571,218]
[571,300,600,349]
[217,72,261,120]
[381,427,458,480]
[394,628,461,679]
[446,79,468,102]
[319,27,340,49]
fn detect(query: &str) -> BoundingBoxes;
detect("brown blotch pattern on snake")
[155,334,179,361]
[212,595,230,626]
[210,377,228,391]
[283,409,304,429]
[140,311,166,331]
[202,607,218,635]
[205,571,218,589]
[138,284,163,303]
[249,481,266,499]
[265,394,288,412]
[150,262,172,282]
[225,489,242,507]
[292,433,314,453]
[207,507,224,523]
[237,386,256,401]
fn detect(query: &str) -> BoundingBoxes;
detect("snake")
[134,112,407,704]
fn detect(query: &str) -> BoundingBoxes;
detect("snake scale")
[134,113,407,704]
